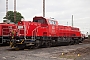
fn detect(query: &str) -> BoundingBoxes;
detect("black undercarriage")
[10,36,82,50]
[0,36,11,44]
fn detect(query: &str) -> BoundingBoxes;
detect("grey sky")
[0,0,90,34]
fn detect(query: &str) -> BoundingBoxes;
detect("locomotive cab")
[33,16,48,27]
[33,16,58,37]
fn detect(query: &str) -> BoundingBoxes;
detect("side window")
[49,20,56,25]
[49,20,52,24]
[38,20,43,24]
[33,20,38,22]
[54,21,56,25]
[33,19,46,24]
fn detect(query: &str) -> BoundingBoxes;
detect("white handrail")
[1,26,15,44]
[24,22,26,40]
[32,26,40,41]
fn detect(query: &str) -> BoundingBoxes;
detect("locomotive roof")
[0,23,15,26]
[34,16,57,21]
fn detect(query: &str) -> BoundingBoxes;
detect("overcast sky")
[0,0,90,34]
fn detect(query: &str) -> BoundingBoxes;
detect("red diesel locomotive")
[10,16,83,49]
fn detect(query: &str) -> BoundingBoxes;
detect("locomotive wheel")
[45,41,52,48]
[75,40,79,44]
[34,40,40,49]
[15,44,26,50]
[69,39,75,45]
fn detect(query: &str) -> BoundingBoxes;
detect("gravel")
[0,39,90,60]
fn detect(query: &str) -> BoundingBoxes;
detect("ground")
[0,39,90,60]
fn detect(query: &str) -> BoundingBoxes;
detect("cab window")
[49,20,56,25]
[33,19,46,24]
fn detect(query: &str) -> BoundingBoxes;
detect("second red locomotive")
[10,16,83,49]
[0,22,16,45]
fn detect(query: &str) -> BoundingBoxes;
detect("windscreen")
[33,17,47,24]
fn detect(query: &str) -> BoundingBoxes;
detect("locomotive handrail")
[1,27,13,44]
[32,26,40,41]
[2,28,11,36]
[24,22,26,40]
[31,26,48,40]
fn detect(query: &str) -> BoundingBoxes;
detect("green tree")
[3,11,24,23]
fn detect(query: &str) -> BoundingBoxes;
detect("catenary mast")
[43,0,45,17]
[6,0,8,19]
[14,0,16,23]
